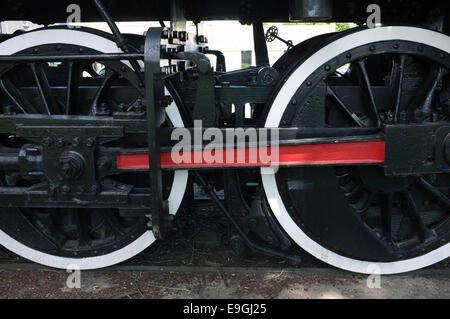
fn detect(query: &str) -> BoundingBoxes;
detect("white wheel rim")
[262,26,450,274]
[0,28,189,269]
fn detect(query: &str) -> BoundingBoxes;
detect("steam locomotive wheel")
[262,26,450,274]
[0,28,188,269]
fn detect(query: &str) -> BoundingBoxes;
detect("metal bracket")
[145,27,169,239]
[15,124,124,201]
[176,51,216,125]
[384,124,450,176]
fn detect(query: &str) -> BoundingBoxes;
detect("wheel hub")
[358,167,416,193]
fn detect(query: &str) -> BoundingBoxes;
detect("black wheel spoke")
[403,190,433,242]
[409,65,448,121]
[356,60,381,127]
[420,66,447,120]
[29,63,60,115]
[26,209,59,249]
[393,55,407,123]
[382,193,393,240]
[90,70,119,115]
[357,190,377,215]
[327,86,365,127]
[419,177,450,211]
[0,77,37,114]
[65,62,80,115]
[29,63,51,114]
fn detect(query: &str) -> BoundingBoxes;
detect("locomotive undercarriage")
[0,0,448,273]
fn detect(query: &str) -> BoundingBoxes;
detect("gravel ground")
[0,269,448,299]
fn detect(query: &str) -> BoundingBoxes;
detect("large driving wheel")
[262,26,450,274]
[0,28,189,269]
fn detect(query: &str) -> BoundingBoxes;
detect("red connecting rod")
[116,140,385,170]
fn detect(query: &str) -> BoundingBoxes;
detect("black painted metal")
[384,124,450,176]
[204,49,226,72]
[224,170,292,252]
[193,171,301,265]
[176,51,216,125]
[253,23,270,66]
[144,27,168,239]
[289,0,333,21]
[2,0,446,26]
[93,0,144,84]
[0,53,144,63]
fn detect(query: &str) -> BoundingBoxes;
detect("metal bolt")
[2,105,14,115]
[229,235,246,255]
[61,185,71,194]
[160,95,173,108]
[43,137,53,146]
[134,98,144,112]
[89,184,99,195]
[55,137,65,148]
[48,184,57,198]
[72,137,81,147]
[75,185,85,195]
[399,111,408,123]
[96,102,110,116]
[118,103,127,112]
[59,151,85,180]
[386,110,394,124]
[248,218,258,227]
[98,157,111,170]
[85,138,95,148]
